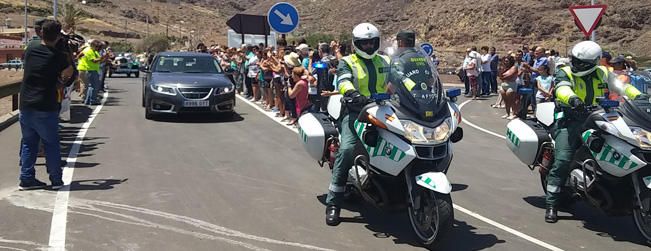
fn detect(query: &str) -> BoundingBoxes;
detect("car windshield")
[153,56,222,73]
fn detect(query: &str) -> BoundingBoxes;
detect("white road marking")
[48,91,109,251]
[458,99,506,139]
[238,95,564,251]
[10,191,334,251]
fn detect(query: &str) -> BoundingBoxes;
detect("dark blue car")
[142,52,235,119]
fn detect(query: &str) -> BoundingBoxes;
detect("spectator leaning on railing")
[18,20,73,191]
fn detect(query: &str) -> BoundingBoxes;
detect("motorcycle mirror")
[363,127,379,147]
[587,134,605,153]
[450,127,463,143]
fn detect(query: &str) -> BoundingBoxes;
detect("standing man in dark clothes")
[18,20,73,190]
[489,47,499,94]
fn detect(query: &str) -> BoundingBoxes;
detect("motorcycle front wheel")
[407,190,453,247]
[632,187,651,242]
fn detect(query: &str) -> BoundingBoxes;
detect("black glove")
[344,90,368,110]
[568,96,585,111]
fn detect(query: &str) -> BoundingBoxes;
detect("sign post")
[569,4,607,41]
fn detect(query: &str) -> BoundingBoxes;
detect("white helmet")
[570,41,602,76]
[352,23,381,59]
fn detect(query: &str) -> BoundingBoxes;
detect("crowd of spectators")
[459,44,647,120]
[197,39,348,126]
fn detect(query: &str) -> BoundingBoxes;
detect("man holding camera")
[19,20,73,190]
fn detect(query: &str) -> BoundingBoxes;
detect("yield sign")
[569,5,607,38]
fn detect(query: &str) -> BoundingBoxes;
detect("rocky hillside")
[1,0,650,65]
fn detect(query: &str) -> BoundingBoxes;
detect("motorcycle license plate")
[183,100,209,107]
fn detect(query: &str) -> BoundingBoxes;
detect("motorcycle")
[505,95,651,241]
[297,49,464,247]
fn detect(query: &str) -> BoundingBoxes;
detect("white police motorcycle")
[297,51,463,247]
[506,95,651,242]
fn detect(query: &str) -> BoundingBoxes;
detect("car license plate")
[183,100,209,107]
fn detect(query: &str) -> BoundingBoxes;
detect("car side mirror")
[140,65,150,72]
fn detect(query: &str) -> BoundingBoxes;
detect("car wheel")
[127,73,131,78]
[145,99,155,120]
[135,72,140,78]
[108,71,113,78]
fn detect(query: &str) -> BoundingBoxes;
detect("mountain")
[1,0,650,66]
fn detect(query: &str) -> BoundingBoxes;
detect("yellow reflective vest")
[338,54,390,96]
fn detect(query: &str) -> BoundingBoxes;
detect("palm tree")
[61,1,86,33]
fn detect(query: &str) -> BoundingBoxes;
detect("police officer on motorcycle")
[326,23,391,226]
[545,41,648,223]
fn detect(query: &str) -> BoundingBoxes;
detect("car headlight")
[631,127,651,150]
[215,85,235,95]
[401,118,452,144]
[150,84,176,96]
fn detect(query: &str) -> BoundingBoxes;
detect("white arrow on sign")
[274,10,294,26]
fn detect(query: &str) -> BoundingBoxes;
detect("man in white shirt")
[480,46,492,96]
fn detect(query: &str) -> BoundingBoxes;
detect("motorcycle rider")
[545,41,648,223]
[325,23,391,226]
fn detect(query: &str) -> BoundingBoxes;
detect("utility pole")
[146,15,149,36]
[53,0,57,19]
[591,0,596,41]
[124,19,127,41]
[24,0,28,46]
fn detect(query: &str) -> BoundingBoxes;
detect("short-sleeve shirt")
[77,47,100,71]
[21,43,70,111]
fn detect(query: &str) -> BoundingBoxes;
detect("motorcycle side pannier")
[505,119,551,165]
[298,113,339,161]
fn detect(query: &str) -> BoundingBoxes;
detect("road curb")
[0,110,19,132]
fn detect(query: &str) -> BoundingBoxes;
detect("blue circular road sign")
[267,2,300,34]
[420,43,434,56]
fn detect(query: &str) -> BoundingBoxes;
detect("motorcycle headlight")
[401,118,452,145]
[631,127,651,150]
[150,84,176,96]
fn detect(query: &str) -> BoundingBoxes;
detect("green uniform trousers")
[326,112,360,206]
[546,117,584,206]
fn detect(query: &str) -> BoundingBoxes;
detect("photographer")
[18,20,73,190]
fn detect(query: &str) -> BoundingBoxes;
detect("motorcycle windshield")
[620,96,651,131]
[388,47,444,122]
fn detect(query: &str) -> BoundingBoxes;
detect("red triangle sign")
[569,5,608,38]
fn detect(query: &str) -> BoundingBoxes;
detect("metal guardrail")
[0,80,21,112]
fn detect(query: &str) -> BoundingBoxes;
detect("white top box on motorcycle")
[506,119,551,165]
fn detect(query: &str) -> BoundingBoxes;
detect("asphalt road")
[0,77,648,250]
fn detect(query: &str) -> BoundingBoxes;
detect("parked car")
[0,59,23,70]
[142,52,235,120]
[109,53,140,78]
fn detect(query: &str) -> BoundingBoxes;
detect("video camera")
[57,32,86,53]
